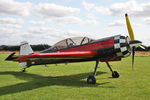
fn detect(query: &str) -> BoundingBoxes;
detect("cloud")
[0,0,31,16]
[87,13,96,19]
[47,16,83,25]
[95,6,111,15]
[82,1,95,11]
[0,27,19,36]
[0,27,22,45]
[46,16,98,26]
[0,17,25,45]
[25,26,98,45]
[82,0,150,18]
[0,17,24,24]
[109,0,144,17]
[1,0,149,46]
[32,3,91,25]
[82,1,111,14]
[108,19,142,27]
[0,1,98,26]
[25,27,81,45]
[27,26,89,39]
[29,20,45,26]
[34,3,80,18]
[0,17,24,28]
[28,27,60,36]
[84,20,98,26]
[108,20,125,27]
[0,1,98,45]
[143,18,150,24]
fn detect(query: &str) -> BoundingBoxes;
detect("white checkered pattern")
[114,35,131,57]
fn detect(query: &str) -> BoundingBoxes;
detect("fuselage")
[6,35,131,67]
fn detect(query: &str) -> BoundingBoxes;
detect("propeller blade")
[139,45,146,50]
[129,40,142,71]
[132,46,135,71]
[125,13,135,41]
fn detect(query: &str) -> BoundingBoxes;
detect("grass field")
[0,53,150,100]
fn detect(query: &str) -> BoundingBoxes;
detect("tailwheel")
[22,68,26,72]
[87,75,96,84]
[112,71,119,78]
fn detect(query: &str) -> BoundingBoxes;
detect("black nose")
[129,40,142,47]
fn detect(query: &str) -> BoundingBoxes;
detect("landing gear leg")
[106,62,119,78]
[87,59,100,84]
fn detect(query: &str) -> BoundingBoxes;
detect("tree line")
[0,44,51,51]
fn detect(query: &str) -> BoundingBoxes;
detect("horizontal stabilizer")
[5,52,17,61]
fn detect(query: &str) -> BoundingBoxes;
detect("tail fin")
[20,41,33,55]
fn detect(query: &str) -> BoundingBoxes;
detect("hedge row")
[0,44,51,51]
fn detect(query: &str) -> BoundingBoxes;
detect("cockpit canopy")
[50,37,94,50]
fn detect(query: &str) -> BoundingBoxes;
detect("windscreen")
[50,37,94,50]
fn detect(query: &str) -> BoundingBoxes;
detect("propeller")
[125,13,142,70]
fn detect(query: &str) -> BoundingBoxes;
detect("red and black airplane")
[6,14,143,84]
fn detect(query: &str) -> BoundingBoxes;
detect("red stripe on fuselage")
[60,39,114,52]
[14,51,98,61]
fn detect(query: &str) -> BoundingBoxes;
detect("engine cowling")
[114,35,131,57]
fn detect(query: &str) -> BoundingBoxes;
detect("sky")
[0,0,150,46]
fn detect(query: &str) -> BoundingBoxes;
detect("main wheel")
[112,71,119,78]
[87,75,96,84]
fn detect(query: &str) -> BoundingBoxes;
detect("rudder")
[20,41,33,55]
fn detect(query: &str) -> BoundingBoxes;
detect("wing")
[14,51,98,61]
